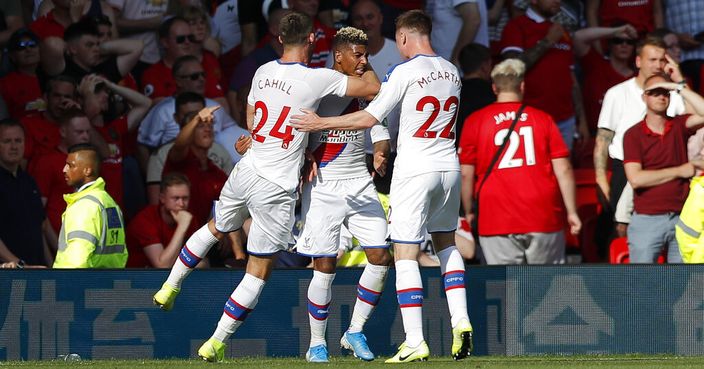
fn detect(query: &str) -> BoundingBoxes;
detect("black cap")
[7,28,39,51]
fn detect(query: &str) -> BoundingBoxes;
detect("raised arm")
[451,2,481,65]
[168,107,218,163]
[99,77,152,131]
[647,81,704,129]
[573,25,637,58]
[504,22,566,69]
[99,38,144,77]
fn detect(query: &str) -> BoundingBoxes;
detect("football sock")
[212,273,265,342]
[348,263,388,333]
[395,259,424,347]
[165,225,218,289]
[438,245,469,328]
[308,270,335,347]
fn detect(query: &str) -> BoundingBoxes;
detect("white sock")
[212,274,266,342]
[348,263,388,333]
[308,271,335,347]
[165,225,218,289]
[395,259,424,347]
[437,246,469,327]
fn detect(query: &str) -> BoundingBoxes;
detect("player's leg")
[430,171,472,360]
[296,178,343,362]
[385,175,431,363]
[154,168,248,310]
[199,172,296,361]
[198,254,275,362]
[342,183,391,361]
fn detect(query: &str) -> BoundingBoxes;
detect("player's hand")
[303,150,318,183]
[235,134,252,155]
[567,212,582,236]
[171,210,193,227]
[373,150,388,177]
[290,108,323,132]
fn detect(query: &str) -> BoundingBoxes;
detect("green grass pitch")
[3,356,704,369]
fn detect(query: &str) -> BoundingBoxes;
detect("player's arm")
[246,103,255,131]
[460,164,476,226]
[345,70,381,100]
[625,161,695,189]
[291,109,379,132]
[552,157,581,235]
[372,139,390,177]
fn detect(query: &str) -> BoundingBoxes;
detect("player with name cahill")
[152,11,381,362]
[290,9,473,363]
[295,26,392,363]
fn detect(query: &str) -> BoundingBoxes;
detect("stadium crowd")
[1,0,704,270]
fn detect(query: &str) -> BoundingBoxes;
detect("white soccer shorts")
[296,175,388,257]
[214,162,296,255]
[389,171,460,244]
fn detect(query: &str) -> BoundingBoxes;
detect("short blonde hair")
[333,27,368,49]
[491,59,525,92]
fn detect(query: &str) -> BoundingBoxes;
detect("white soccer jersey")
[243,60,348,192]
[310,96,390,180]
[365,55,461,179]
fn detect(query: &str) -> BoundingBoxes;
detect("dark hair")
[160,172,191,192]
[0,118,24,133]
[649,27,676,41]
[44,75,77,95]
[172,55,201,77]
[459,43,491,74]
[88,14,113,28]
[174,91,206,113]
[159,16,189,39]
[279,11,313,46]
[7,28,39,51]
[63,19,100,43]
[67,143,101,176]
[636,35,666,56]
[395,9,432,36]
[58,108,88,126]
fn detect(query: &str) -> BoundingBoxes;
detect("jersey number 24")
[252,101,294,149]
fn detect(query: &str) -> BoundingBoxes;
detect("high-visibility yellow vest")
[676,176,704,263]
[53,178,128,268]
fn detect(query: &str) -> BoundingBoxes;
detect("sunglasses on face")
[611,38,636,46]
[177,71,206,81]
[174,34,197,44]
[645,88,671,97]
[11,39,38,51]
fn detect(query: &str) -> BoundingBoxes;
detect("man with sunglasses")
[140,17,228,112]
[0,29,43,119]
[622,73,704,263]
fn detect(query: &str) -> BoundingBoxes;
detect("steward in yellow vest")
[53,144,127,268]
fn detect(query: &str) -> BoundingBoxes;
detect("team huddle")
[152,10,472,363]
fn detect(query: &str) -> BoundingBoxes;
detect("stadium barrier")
[1,265,703,360]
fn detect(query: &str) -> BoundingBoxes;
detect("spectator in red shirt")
[163,96,228,225]
[126,172,200,268]
[623,73,704,263]
[78,74,151,208]
[140,17,227,110]
[459,58,581,264]
[40,19,144,85]
[586,0,663,36]
[29,109,94,233]
[574,23,638,133]
[21,75,80,163]
[0,29,44,119]
[499,0,589,150]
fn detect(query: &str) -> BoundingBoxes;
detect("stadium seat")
[609,237,666,264]
[565,168,605,262]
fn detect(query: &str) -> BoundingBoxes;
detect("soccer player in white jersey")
[296,27,392,363]
[151,12,380,362]
[291,10,473,363]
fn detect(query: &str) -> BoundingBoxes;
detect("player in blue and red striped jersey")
[295,26,391,363]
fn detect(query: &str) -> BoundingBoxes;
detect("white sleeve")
[369,119,390,143]
[365,67,407,123]
[668,92,686,116]
[597,87,619,131]
[313,68,349,98]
